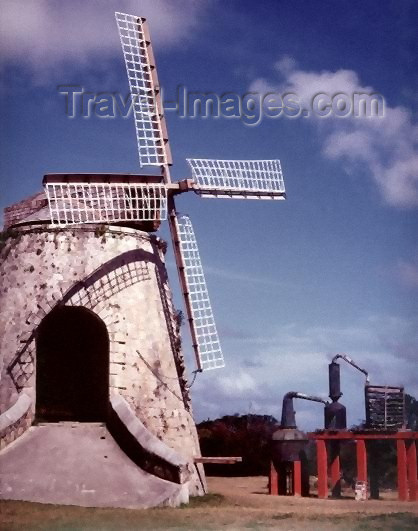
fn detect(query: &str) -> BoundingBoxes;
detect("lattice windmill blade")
[187,159,286,199]
[173,214,224,371]
[43,176,167,226]
[116,12,224,373]
[115,12,172,168]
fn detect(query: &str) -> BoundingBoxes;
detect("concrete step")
[0,422,189,508]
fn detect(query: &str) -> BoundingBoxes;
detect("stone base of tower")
[0,422,192,508]
[0,222,207,507]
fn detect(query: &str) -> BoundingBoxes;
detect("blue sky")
[1,0,417,429]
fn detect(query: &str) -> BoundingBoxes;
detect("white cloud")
[396,248,418,289]
[398,259,418,288]
[204,264,287,289]
[249,58,418,208]
[274,55,297,76]
[0,0,207,80]
[217,370,259,396]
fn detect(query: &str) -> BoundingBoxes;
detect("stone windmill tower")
[0,12,286,508]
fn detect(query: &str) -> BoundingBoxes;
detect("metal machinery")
[330,354,405,430]
[325,358,347,429]
[365,385,405,431]
[308,354,415,501]
[270,355,416,502]
[270,392,327,496]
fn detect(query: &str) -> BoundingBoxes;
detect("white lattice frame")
[177,215,224,371]
[115,12,169,167]
[187,159,285,199]
[44,182,167,226]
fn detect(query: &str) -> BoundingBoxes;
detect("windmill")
[0,10,287,509]
[43,11,286,376]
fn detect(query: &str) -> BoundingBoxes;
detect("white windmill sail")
[44,179,167,226]
[176,215,224,371]
[187,159,285,199]
[115,12,171,167]
[115,13,224,372]
[38,11,290,378]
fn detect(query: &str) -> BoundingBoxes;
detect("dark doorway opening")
[36,306,109,422]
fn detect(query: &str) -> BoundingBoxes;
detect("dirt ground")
[1,476,417,530]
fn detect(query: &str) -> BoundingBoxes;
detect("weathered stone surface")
[0,223,205,498]
[3,192,48,229]
[109,394,193,484]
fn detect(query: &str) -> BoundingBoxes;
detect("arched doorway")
[36,306,109,422]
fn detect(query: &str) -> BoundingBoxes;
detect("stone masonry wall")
[3,192,47,230]
[0,224,202,469]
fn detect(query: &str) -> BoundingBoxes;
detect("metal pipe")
[281,391,328,429]
[332,354,370,383]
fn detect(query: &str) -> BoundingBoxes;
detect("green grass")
[1,498,417,530]
[179,492,227,508]
[353,512,418,530]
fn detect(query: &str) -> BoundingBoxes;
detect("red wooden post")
[279,464,288,495]
[330,441,341,498]
[356,439,367,482]
[317,439,328,499]
[406,441,417,502]
[269,460,278,495]
[293,460,302,496]
[397,439,408,501]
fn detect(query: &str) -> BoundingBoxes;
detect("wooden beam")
[356,439,368,483]
[316,439,328,499]
[43,173,164,185]
[269,461,278,495]
[407,441,417,502]
[308,431,417,440]
[330,441,341,498]
[397,439,408,501]
[293,460,302,496]
[167,195,201,371]
[194,457,242,464]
